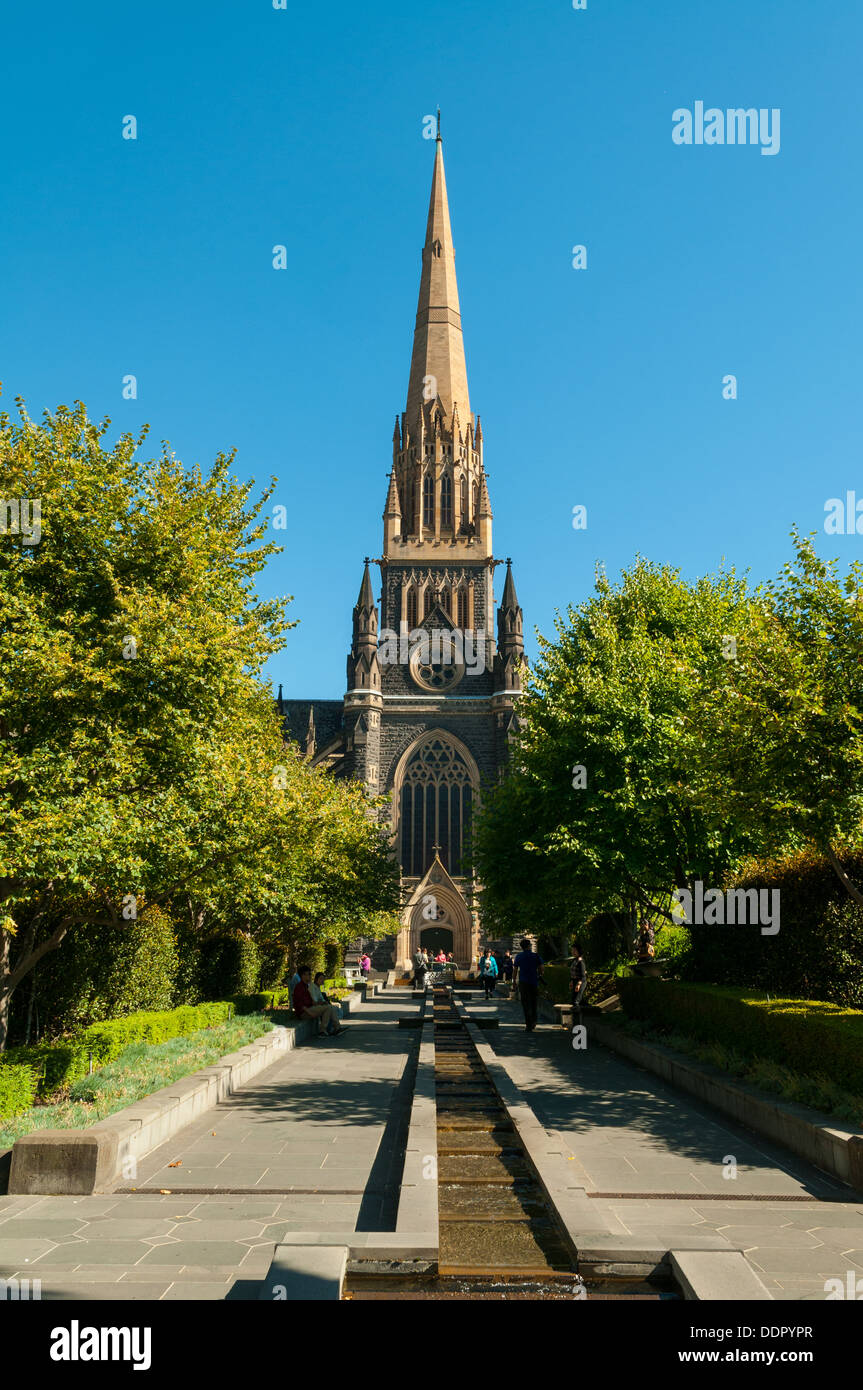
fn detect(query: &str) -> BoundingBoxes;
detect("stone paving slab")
[0,991,418,1299]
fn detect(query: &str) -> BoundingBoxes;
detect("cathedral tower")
[282,125,524,971]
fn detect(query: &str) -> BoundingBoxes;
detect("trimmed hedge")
[233,988,294,1015]
[15,907,181,1043]
[619,979,863,1096]
[258,941,288,990]
[3,1001,233,1097]
[324,943,341,979]
[687,849,863,1007]
[543,965,570,1004]
[0,1062,39,1120]
[197,932,261,1000]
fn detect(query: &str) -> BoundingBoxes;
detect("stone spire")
[495,558,524,691]
[405,130,471,432]
[383,469,402,549]
[386,130,490,564]
[346,559,381,694]
[304,704,316,759]
[344,559,383,792]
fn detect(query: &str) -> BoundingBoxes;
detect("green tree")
[0,398,400,1046]
[473,559,763,934]
[690,531,863,899]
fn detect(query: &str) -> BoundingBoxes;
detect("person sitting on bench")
[311,971,340,1035]
[293,966,344,1037]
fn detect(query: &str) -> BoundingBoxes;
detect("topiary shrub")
[543,965,570,1003]
[197,932,261,1000]
[258,941,288,990]
[0,1062,39,1120]
[294,939,325,979]
[324,942,342,979]
[14,907,181,1043]
[687,849,863,1006]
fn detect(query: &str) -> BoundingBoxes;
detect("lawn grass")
[0,1013,275,1150]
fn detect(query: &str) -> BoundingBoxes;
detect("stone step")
[439,1221,573,1274]
[436,1114,513,1132]
[437,1154,531,1183]
[439,1184,548,1219]
[436,1133,510,1155]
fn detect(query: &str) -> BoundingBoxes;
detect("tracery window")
[423,474,434,529]
[457,586,468,629]
[406,585,418,630]
[399,738,473,877]
[460,476,468,526]
[440,473,453,529]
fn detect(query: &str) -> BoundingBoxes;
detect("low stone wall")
[395,996,437,1245]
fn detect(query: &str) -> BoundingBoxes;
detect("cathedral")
[278,126,524,972]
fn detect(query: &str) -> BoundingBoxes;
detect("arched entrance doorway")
[396,851,478,970]
[406,889,472,965]
[420,925,454,956]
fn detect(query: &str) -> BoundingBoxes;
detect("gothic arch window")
[398,737,474,877]
[406,585,418,631]
[440,473,453,529]
[460,475,468,526]
[457,586,468,629]
[423,585,434,619]
[473,481,480,517]
[440,584,452,618]
[423,473,434,529]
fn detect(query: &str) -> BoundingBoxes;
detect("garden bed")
[0,1013,274,1148]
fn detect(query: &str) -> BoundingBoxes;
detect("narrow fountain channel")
[345,984,679,1300]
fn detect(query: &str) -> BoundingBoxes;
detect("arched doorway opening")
[420,925,454,957]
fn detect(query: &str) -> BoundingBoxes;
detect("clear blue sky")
[3,0,862,697]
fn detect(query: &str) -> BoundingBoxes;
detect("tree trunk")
[0,915,72,1049]
[825,844,863,906]
[0,989,11,1052]
[24,971,36,1046]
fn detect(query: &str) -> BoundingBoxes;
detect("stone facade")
[279,129,524,972]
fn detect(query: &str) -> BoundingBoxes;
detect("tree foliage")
[0,398,398,1046]
[474,540,863,947]
[473,558,763,934]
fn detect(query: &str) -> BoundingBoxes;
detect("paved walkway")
[476,993,863,1301]
[0,990,419,1300]
[6,984,862,1302]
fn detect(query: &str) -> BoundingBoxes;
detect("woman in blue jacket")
[478,949,499,1000]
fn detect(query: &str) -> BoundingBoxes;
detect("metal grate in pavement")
[587,1191,854,1202]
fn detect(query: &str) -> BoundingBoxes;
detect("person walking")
[413,944,428,992]
[478,948,498,1000]
[513,938,544,1032]
[570,943,587,1021]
